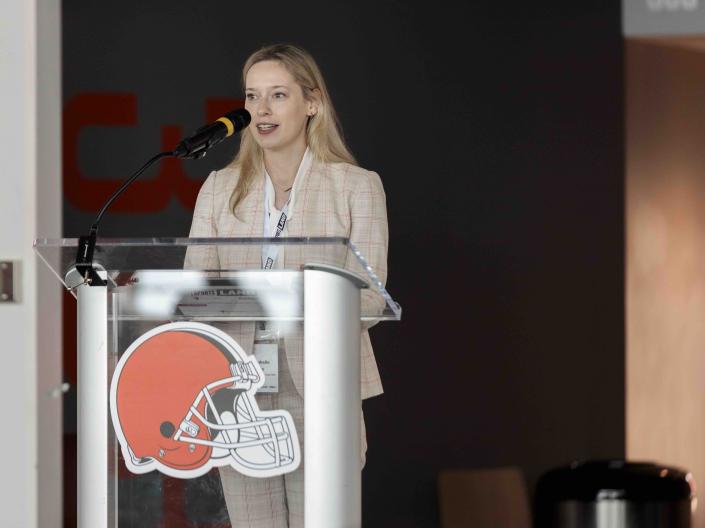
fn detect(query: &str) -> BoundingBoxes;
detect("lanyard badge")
[261,177,291,269]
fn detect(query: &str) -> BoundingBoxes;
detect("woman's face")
[244,60,316,155]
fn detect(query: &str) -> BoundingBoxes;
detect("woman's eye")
[273,92,286,99]
[246,93,256,100]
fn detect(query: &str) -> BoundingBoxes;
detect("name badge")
[253,343,278,393]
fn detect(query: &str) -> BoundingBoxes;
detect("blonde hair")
[229,43,356,215]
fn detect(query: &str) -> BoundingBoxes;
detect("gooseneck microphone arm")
[93,151,174,230]
[73,108,252,287]
[74,150,175,287]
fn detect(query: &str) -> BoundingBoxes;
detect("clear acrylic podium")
[34,237,401,528]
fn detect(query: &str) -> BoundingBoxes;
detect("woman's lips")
[256,124,278,135]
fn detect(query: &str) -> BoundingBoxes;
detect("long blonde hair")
[229,43,356,215]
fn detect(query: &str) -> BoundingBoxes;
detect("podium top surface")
[34,237,401,321]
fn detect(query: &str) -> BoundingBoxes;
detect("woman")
[186,43,388,527]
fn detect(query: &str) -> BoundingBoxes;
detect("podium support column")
[76,283,108,528]
[304,266,365,528]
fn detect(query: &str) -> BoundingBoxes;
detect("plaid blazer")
[184,159,387,399]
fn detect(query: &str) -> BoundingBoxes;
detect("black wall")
[63,1,624,526]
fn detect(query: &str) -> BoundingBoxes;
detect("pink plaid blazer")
[184,159,387,399]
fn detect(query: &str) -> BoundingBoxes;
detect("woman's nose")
[257,101,271,116]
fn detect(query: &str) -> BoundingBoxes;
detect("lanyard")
[261,180,291,269]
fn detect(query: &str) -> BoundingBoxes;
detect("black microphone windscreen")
[224,108,251,131]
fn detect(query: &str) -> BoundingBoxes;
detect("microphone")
[174,108,251,159]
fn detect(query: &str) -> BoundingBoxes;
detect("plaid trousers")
[218,343,367,528]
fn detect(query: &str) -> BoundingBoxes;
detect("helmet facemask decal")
[180,382,298,469]
[109,322,301,479]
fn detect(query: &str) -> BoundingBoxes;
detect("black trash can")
[534,460,695,528]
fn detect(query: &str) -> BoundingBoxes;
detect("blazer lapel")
[283,158,320,268]
[219,175,264,271]
[286,158,318,238]
[244,175,265,237]
[243,175,264,268]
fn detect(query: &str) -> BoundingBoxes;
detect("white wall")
[0,1,62,527]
